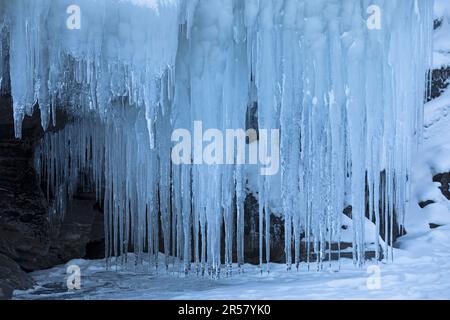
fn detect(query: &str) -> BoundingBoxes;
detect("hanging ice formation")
[1,0,434,274]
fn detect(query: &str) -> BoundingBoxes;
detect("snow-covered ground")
[434,0,450,68]
[10,231,450,300]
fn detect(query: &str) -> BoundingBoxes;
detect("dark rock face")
[0,95,51,271]
[419,200,435,208]
[0,253,35,300]
[243,194,285,264]
[433,173,450,200]
[0,95,104,298]
[428,67,450,101]
[245,102,259,143]
[46,192,105,265]
[429,20,450,101]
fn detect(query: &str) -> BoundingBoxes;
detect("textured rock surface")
[46,192,105,265]
[243,194,285,264]
[433,172,450,200]
[0,253,35,300]
[0,95,51,271]
[0,95,104,298]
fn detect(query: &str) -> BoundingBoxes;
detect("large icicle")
[1,0,434,275]
[1,0,180,138]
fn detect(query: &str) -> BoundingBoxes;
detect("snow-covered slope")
[407,0,450,239]
[406,87,450,240]
[433,0,450,68]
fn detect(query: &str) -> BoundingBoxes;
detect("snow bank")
[410,82,450,236]
[434,0,450,19]
[433,0,450,68]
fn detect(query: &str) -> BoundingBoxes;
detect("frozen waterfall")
[0,0,434,275]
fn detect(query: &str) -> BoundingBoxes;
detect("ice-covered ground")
[11,228,450,300]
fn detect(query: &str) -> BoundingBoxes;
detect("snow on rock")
[434,0,450,19]
[434,0,450,68]
[1,0,435,275]
[409,87,450,236]
[408,1,450,244]
[12,245,450,299]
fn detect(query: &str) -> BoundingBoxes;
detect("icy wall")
[0,0,434,274]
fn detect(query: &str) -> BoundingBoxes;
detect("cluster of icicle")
[1,0,434,275]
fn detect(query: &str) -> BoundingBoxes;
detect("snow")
[400,0,450,287]
[408,75,450,237]
[433,0,450,68]
[433,18,450,68]
[12,236,450,300]
[434,0,450,19]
